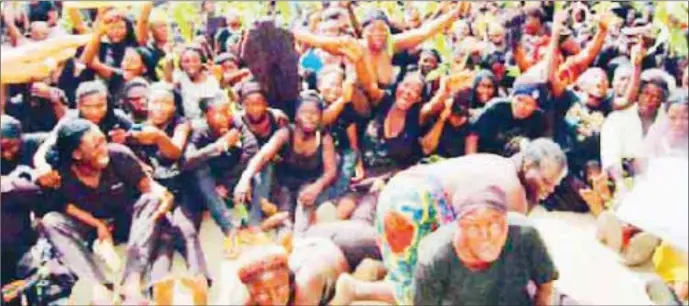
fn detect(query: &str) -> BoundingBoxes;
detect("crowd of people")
[1,1,688,305]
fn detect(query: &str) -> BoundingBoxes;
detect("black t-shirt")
[143,41,167,82]
[473,99,547,156]
[361,91,424,169]
[187,115,259,182]
[129,117,186,193]
[434,120,474,158]
[1,133,48,176]
[55,143,146,218]
[415,224,558,306]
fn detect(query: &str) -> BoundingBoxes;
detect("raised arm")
[421,106,450,156]
[562,13,611,82]
[322,79,354,126]
[392,2,469,53]
[614,43,643,110]
[65,6,90,34]
[545,11,567,98]
[135,2,154,46]
[80,20,118,79]
[421,78,451,125]
[339,37,386,104]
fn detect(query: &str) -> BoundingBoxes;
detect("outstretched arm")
[392,2,469,53]
[292,28,347,56]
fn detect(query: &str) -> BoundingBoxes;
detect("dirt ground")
[67,206,658,305]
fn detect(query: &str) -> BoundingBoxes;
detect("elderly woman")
[414,186,558,306]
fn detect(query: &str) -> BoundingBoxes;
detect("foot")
[596,211,623,253]
[329,273,357,306]
[622,232,660,266]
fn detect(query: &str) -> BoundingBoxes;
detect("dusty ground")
[67,207,658,305]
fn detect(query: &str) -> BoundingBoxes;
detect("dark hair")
[640,77,670,102]
[199,92,229,113]
[46,119,94,169]
[524,5,546,23]
[239,81,266,102]
[419,48,442,64]
[296,90,325,112]
[179,46,208,68]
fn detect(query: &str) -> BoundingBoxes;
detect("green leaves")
[653,2,689,56]
[171,2,200,42]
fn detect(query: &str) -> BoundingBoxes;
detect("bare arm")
[392,3,467,53]
[545,12,567,98]
[465,133,478,155]
[614,43,643,110]
[3,6,26,46]
[292,28,346,56]
[420,77,451,125]
[421,112,449,156]
[312,134,338,190]
[534,281,554,306]
[183,129,240,171]
[156,122,191,160]
[66,7,90,34]
[237,127,289,183]
[80,23,117,79]
[66,203,106,229]
[136,2,153,46]
[322,97,350,126]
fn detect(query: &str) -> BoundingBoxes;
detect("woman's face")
[242,92,269,124]
[476,78,496,104]
[667,104,689,141]
[296,102,322,134]
[455,207,508,264]
[181,50,203,78]
[394,77,423,111]
[107,19,128,44]
[511,94,538,119]
[383,210,416,254]
[148,91,176,126]
[74,127,110,170]
[523,15,542,35]
[638,83,664,117]
[363,20,390,52]
[221,60,239,73]
[124,86,149,118]
[584,72,609,101]
[122,49,145,76]
[418,52,439,76]
[79,93,108,124]
[318,73,344,104]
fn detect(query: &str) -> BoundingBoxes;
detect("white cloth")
[616,157,689,252]
[175,71,221,121]
[600,105,646,172]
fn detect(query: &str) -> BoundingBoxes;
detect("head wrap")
[512,81,546,109]
[236,244,289,284]
[453,185,508,220]
[1,115,23,139]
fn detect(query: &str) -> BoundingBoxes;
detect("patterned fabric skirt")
[375,173,456,305]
